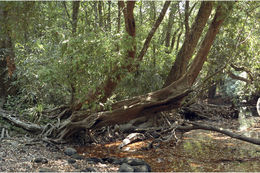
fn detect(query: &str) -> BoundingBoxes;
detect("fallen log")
[183,121,260,145]
[0,108,43,133]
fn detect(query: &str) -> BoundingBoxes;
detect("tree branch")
[227,70,252,84]
[137,1,171,61]
[62,1,73,26]
[184,1,190,37]
[0,108,43,133]
[185,121,260,145]
[230,63,254,82]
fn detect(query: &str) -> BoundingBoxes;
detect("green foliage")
[0,1,258,118]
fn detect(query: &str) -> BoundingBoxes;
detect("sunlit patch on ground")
[77,129,260,172]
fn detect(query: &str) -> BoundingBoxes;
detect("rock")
[118,163,134,172]
[133,165,151,172]
[70,154,84,160]
[34,158,48,164]
[113,158,126,165]
[81,167,97,172]
[102,157,117,164]
[64,147,77,156]
[119,158,151,172]
[68,158,76,164]
[39,167,55,172]
[124,158,147,166]
[86,157,103,163]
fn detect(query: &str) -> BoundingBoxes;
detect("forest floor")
[1,118,260,172]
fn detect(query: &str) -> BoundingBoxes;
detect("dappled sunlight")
[77,129,260,171]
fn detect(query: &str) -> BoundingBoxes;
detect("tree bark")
[164,2,213,87]
[107,0,111,32]
[165,3,176,48]
[184,1,190,37]
[98,1,103,27]
[72,1,80,34]
[187,2,234,85]
[117,1,121,34]
[0,4,17,101]
[69,1,80,106]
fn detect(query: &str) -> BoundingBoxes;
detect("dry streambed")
[0,119,260,172]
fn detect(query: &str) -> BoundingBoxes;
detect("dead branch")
[183,121,260,145]
[0,108,43,133]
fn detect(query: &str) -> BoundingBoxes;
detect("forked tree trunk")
[72,1,136,111]
[164,1,213,87]
[73,1,170,111]
[55,2,234,140]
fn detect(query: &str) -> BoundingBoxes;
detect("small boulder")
[64,147,77,156]
[81,167,97,172]
[133,165,151,172]
[34,158,48,164]
[70,154,84,160]
[86,157,103,163]
[118,163,134,172]
[124,158,147,166]
[102,157,117,164]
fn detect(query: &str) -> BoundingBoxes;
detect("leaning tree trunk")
[53,2,234,140]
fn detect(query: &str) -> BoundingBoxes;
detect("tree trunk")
[139,1,143,25]
[107,0,111,32]
[208,84,217,99]
[98,1,103,27]
[72,1,80,34]
[164,2,213,87]
[169,29,179,53]
[54,2,234,140]
[73,1,170,111]
[0,4,17,104]
[165,3,176,48]
[72,1,136,111]
[184,1,190,37]
[69,1,80,106]
[186,2,234,86]
[117,1,121,34]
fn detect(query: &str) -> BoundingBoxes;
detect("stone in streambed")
[64,147,77,156]
[118,163,134,172]
[34,157,48,164]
